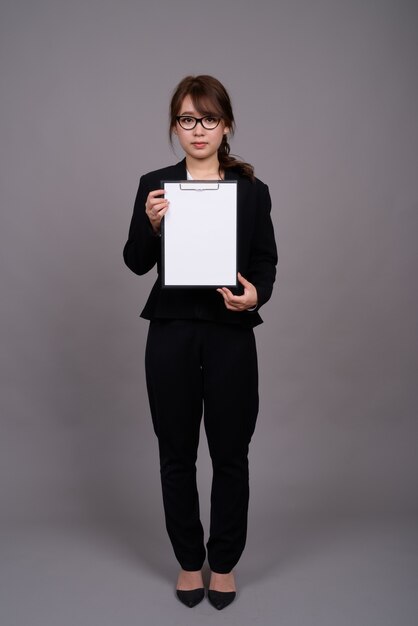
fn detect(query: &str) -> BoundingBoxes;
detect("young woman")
[123,75,277,610]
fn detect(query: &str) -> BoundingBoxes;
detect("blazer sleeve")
[123,175,161,275]
[247,182,278,309]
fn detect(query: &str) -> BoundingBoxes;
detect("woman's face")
[173,95,229,162]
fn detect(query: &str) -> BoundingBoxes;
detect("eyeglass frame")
[175,115,222,130]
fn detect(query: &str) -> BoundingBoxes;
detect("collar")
[178,157,239,181]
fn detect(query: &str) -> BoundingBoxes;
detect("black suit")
[123,158,277,326]
[123,160,277,573]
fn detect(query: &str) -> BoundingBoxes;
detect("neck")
[185,155,223,180]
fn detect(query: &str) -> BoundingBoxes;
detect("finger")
[147,200,169,217]
[153,200,169,212]
[217,289,237,307]
[219,287,234,299]
[218,286,250,308]
[225,294,247,305]
[149,188,166,198]
[216,288,228,302]
[221,289,249,308]
[227,302,246,311]
[225,302,243,311]
[146,190,166,210]
[158,205,169,218]
[237,272,250,287]
[217,291,244,311]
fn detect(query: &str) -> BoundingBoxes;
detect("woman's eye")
[204,117,216,123]
[182,117,193,124]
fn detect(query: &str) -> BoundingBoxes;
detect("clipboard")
[161,180,238,288]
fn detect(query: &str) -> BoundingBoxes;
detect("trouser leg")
[145,320,206,571]
[202,323,259,573]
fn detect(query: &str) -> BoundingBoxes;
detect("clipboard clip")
[179,183,220,191]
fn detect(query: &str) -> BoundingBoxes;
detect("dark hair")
[169,75,255,181]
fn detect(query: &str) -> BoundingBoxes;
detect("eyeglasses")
[176,115,222,130]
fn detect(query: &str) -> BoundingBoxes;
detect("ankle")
[177,569,204,591]
[209,570,236,592]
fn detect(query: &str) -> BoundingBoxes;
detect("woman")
[123,75,277,610]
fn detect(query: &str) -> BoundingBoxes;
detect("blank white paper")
[162,181,237,287]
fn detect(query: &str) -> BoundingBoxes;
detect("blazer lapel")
[172,158,187,179]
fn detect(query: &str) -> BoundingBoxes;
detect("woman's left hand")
[217,273,258,311]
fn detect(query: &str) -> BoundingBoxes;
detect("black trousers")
[145,319,259,573]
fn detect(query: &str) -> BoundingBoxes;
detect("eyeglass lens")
[177,116,220,130]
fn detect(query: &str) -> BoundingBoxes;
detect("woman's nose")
[193,121,205,134]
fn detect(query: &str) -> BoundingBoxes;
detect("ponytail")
[218,135,255,181]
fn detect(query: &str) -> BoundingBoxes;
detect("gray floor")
[1,513,417,626]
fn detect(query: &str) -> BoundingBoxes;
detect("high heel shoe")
[208,589,236,610]
[176,587,205,608]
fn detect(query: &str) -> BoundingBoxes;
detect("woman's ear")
[223,126,230,135]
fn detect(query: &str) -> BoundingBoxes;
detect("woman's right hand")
[145,189,169,234]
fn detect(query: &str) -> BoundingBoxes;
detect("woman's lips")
[192,142,207,149]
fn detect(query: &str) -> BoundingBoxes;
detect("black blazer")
[123,159,278,328]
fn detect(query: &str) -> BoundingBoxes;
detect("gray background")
[1,0,417,624]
